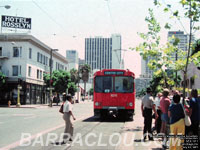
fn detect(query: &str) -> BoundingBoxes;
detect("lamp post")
[16,84,22,107]
[0,5,11,9]
[0,5,11,33]
[11,42,22,107]
[77,65,82,103]
[49,49,58,107]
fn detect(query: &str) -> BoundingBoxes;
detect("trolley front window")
[115,76,134,93]
[94,76,113,93]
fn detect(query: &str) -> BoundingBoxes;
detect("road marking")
[0,115,92,150]
[24,116,36,120]
[13,114,34,117]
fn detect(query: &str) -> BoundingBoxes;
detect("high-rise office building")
[66,50,79,70]
[168,31,195,61]
[141,56,154,78]
[85,34,121,71]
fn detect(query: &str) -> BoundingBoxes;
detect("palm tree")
[70,68,79,84]
[79,64,91,100]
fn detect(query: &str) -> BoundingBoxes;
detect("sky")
[1,0,200,77]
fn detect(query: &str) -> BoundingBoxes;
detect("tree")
[44,70,70,94]
[133,2,200,99]
[0,72,6,89]
[70,68,79,84]
[133,9,181,89]
[68,82,77,96]
[153,0,200,100]
[137,88,146,97]
[89,88,94,96]
[79,64,91,100]
[149,72,182,96]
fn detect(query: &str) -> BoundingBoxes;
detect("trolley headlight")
[95,102,100,106]
[129,102,133,107]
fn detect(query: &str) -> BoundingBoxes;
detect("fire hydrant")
[8,100,11,107]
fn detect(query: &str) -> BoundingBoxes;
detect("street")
[0,99,162,150]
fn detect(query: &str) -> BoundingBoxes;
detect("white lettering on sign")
[1,15,31,29]
[111,94,117,97]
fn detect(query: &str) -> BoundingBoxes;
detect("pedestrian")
[187,89,200,148]
[160,89,171,135]
[160,89,171,148]
[168,94,185,150]
[141,87,158,141]
[62,94,76,144]
[154,92,162,134]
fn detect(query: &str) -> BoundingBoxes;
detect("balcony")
[0,52,10,59]
[1,69,9,77]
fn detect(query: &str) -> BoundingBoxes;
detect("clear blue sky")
[1,0,199,77]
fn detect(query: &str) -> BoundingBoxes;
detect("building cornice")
[0,33,68,64]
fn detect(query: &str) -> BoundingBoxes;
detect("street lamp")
[0,5,11,9]
[0,5,11,33]
[49,49,58,107]
[11,42,22,107]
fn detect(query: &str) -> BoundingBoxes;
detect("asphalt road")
[0,101,93,149]
[0,99,162,150]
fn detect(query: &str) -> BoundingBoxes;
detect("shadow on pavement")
[134,139,143,142]
[125,126,143,132]
[83,116,131,123]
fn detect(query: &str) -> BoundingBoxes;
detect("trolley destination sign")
[1,15,31,29]
[104,71,124,75]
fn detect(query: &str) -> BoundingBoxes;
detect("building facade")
[85,34,122,71]
[0,33,68,105]
[66,50,79,70]
[168,31,195,61]
[135,75,151,97]
[141,56,154,78]
[184,63,200,90]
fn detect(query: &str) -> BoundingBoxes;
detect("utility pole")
[175,48,178,87]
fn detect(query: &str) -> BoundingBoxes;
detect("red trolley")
[93,69,135,120]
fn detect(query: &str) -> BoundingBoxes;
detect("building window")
[40,70,42,79]
[29,48,32,59]
[43,55,45,65]
[40,54,42,63]
[0,66,2,72]
[37,52,40,62]
[12,66,18,76]
[37,69,39,79]
[0,47,2,56]
[45,56,48,65]
[28,66,31,77]
[13,47,20,57]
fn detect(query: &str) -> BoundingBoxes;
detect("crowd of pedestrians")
[141,88,200,150]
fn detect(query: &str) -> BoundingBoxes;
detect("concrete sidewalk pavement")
[117,99,163,150]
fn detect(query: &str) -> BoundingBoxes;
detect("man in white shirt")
[141,88,158,141]
[62,95,76,144]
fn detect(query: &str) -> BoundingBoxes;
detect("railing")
[0,51,10,59]
[1,69,9,76]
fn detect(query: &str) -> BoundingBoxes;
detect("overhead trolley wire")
[105,0,117,33]
[31,0,68,33]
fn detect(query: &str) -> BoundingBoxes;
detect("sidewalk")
[117,99,163,150]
